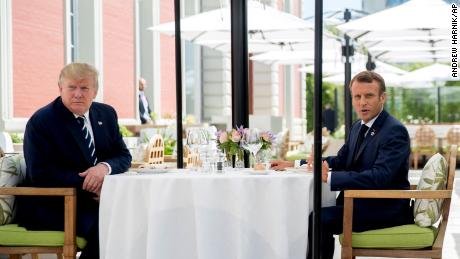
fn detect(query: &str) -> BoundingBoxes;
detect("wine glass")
[186,128,208,170]
[241,128,262,167]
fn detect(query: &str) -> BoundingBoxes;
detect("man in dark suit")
[322,103,337,133]
[18,63,132,259]
[138,77,152,124]
[272,71,413,259]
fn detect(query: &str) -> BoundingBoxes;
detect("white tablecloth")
[99,169,336,259]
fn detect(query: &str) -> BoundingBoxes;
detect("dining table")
[99,168,336,259]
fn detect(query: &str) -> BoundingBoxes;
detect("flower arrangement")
[259,131,275,151]
[216,126,245,160]
[216,126,275,161]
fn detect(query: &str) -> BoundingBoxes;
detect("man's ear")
[380,92,387,102]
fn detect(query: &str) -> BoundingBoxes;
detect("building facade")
[0,0,305,140]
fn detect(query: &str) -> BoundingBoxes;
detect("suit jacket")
[17,97,131,236]
[324,110,412,222]
[322,108,337,132]
[139,93,151,124]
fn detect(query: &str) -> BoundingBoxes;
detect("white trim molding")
[0,0,15,131]
[76,0,103,102]
[152,0,161,116]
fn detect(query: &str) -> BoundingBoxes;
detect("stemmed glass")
[241,128,263,167]
[186,128,208,170]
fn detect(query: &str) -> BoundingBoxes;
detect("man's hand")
[270,160,294,171]
[321,161,330,183]
[79,163,109,193]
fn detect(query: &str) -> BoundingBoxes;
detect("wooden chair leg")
[9,255,21,259]
[31,254,39,259]
[414,152,419,169]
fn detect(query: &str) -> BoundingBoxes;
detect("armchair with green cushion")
[0,154,85,259]
[340,145,457,259]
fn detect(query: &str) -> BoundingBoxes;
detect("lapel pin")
[98,121,103,125]
[370,130,375,136]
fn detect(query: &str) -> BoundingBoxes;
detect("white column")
[202,0,232,128]
[0,0,19,131]
[252,62,279,115]
[202,49,232,120]
[137,0,161,118]
[75,0,104,102]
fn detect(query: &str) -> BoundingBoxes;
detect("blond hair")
[58,63,99,90]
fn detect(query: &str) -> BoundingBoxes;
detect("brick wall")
[12,0,64,117]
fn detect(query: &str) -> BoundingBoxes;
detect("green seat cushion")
[442,146,460,153]
[285,151,309,161]
[411,146,436,153]
[339,224,438,249]
[0,224,86,249]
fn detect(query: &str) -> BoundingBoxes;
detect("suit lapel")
[346,123,361,168]
[353,110,389,163]
[89,106,105,153]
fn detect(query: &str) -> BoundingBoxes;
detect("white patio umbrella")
[322,71,404,86]
[249,36,343,64]
[337,0,450,63]
[299,54,408,75]
[398,63,455,85]
[150,1,314,53]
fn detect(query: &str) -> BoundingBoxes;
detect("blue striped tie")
[76,116,97,165]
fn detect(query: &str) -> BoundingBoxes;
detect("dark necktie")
[76,116,97,165]
[353,125,369,161]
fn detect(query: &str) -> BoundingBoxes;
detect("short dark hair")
[349,71,386,94]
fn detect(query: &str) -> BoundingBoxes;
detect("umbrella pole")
[437,86,441,123]
[174,0,184,168]
[230,0,250,167]
[313,0,323,258]
[343,9,353,140]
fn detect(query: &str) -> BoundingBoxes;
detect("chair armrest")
[344,189,452,199]
[0,187,76,196]
[341,188,452,257]
[0,187,77,256]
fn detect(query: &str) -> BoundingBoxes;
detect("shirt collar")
[360,108,383,129]
[73,111,90,119]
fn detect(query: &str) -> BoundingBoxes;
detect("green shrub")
[119,125,134,137]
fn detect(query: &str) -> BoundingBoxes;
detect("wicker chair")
[412,125,437,169]
[184,146,199,168]
[444,126,460,155]
[145,134,164,165]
